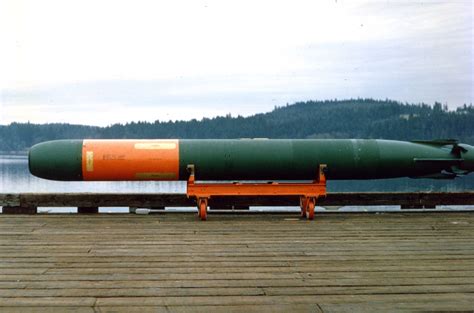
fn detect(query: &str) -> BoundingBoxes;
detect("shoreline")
[0,151,28,156]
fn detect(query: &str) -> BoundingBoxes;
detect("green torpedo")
[28,139,474,181]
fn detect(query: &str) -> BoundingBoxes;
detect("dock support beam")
[2,206,37,214]
[77,207,99,214]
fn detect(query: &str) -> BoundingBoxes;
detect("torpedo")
[29,139,474,181]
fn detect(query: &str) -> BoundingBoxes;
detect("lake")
[1,154,474,212]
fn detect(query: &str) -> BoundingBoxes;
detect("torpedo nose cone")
[28,140,84,181]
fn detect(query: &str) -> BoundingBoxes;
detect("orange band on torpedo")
[82,139,179,181]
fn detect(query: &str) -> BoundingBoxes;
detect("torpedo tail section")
[410,139,474,179]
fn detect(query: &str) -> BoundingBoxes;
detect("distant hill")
[1,98,474,152]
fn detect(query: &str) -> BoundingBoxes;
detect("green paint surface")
[29,140,83,181]
[178,139,470,180]
[28,139,474,181]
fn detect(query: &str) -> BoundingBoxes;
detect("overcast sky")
[0,0,472,126]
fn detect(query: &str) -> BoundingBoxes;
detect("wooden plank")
[95,305,313,313]
[0,297,96,307]
[319,301,474,313]
[3,294,469,307]
[6,276,474,290]
[0,283,464,296]
[138,304,320,313]
[0,308,95,313]
[93,294,474,306]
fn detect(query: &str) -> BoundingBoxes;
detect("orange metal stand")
[186,164,327,221]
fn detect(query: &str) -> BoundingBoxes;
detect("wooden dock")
[0,212,473,312]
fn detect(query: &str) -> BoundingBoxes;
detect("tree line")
[1,98,473,152]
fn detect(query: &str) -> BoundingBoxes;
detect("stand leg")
[306,197,316,220]
[198,198,208,221]
[300,197,313,218]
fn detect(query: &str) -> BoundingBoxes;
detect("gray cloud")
[1,1,472,125]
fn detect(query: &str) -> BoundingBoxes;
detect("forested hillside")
[1,98,473,152]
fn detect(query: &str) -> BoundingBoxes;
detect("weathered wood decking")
[0,212,473,312]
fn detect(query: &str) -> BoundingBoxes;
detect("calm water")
[1,154,474,212]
